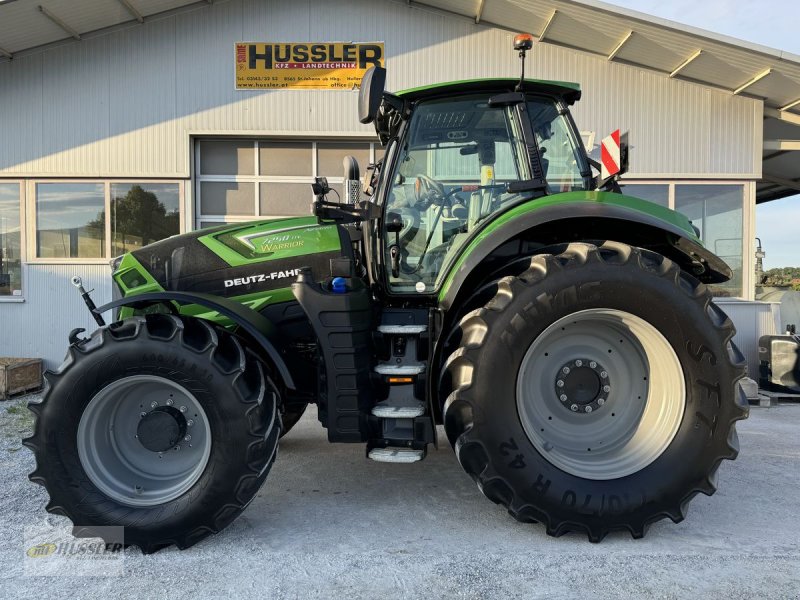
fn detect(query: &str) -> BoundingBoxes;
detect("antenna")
[513,33,534,92]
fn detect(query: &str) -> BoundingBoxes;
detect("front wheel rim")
[516,308,686,480]
[77,375,212,506]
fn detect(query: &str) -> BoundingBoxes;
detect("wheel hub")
[137,406,187,453]
[555,359,609,413]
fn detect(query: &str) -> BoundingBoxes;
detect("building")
[1,0,799,371]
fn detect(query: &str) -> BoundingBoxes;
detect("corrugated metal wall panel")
[108,16,179,176]
[0,265,112,368]
[38,38,111,176]
[0,0,760,178]
[715,300,781,377]
[0,53,43,175]
[539,44,757,176]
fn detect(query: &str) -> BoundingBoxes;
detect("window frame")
[0,180,25,302]
[26,179,184,265]
[194,137,377,228]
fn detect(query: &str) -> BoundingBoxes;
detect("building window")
[110,183,180,256]
[30,180,183,263]
[0,183,22,297]
[195,138,376,227]
[36,183,105,259]
[619,183,670,207]
[675,184,744,298]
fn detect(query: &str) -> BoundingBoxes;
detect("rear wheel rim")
[516,308,685,480]
[77,375,212,506]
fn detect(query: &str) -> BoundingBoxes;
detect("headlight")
[110,255,124,272]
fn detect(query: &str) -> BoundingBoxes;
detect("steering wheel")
[414,175,446,206]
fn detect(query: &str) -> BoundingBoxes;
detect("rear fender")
[439,202,732,311]
[93,291,295,390]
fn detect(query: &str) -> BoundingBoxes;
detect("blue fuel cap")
[331,277,347,294]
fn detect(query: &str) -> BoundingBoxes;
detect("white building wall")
[1,265,112,366]
[0,0,761,179]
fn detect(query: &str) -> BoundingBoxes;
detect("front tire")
[24,314,281,553]
[441,242,749,541]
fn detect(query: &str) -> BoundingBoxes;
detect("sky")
[608,0,799,270]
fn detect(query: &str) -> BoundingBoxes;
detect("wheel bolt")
[589,361,597,368]
[174,445,180,451]
[187,420,194,427]
[166,399,174,406]
[598,398,605,406]
[562,366,570,375]
[179,406,187,413]
[600,371,608,378]
[603,385,610,393]
[559,394,567,402]
[570,404,578,411]
[150,401,158,408]
[575,360,583,367]
[557,380,564,388]
[184,435,192,442]
[585,406,592,413]
[140,412,147,418]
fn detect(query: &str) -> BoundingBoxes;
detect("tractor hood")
[113,216,350,299]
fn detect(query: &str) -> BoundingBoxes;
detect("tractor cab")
[370,77,592,295]
[345,34,600,297]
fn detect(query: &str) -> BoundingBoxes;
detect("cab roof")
[396,78,582,105]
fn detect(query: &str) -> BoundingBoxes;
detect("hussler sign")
[235,42,384,90]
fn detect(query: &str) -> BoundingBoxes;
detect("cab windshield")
[384,93,587,294]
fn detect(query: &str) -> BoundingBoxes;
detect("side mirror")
[619,134,630,176]
[311,177,330,200]
[359,66,386,124]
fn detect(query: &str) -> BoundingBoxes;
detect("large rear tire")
[24,314,281,553]
[441,242,749,541]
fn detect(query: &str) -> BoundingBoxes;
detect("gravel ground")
[1,392,799,599]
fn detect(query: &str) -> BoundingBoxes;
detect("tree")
[91,185,179,252]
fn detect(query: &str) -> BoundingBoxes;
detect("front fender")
[438,193,732,310]
[93,291,295,390]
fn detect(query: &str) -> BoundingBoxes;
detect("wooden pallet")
[0,358,43,400]
[753,390,800,407]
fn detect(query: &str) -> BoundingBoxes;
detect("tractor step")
[377,324,427,334]
[371,401,425,418]
[374,364,425,375]
[368,447,425,463]
[368,308,433,461]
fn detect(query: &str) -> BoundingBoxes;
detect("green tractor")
[25,36,748,552]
